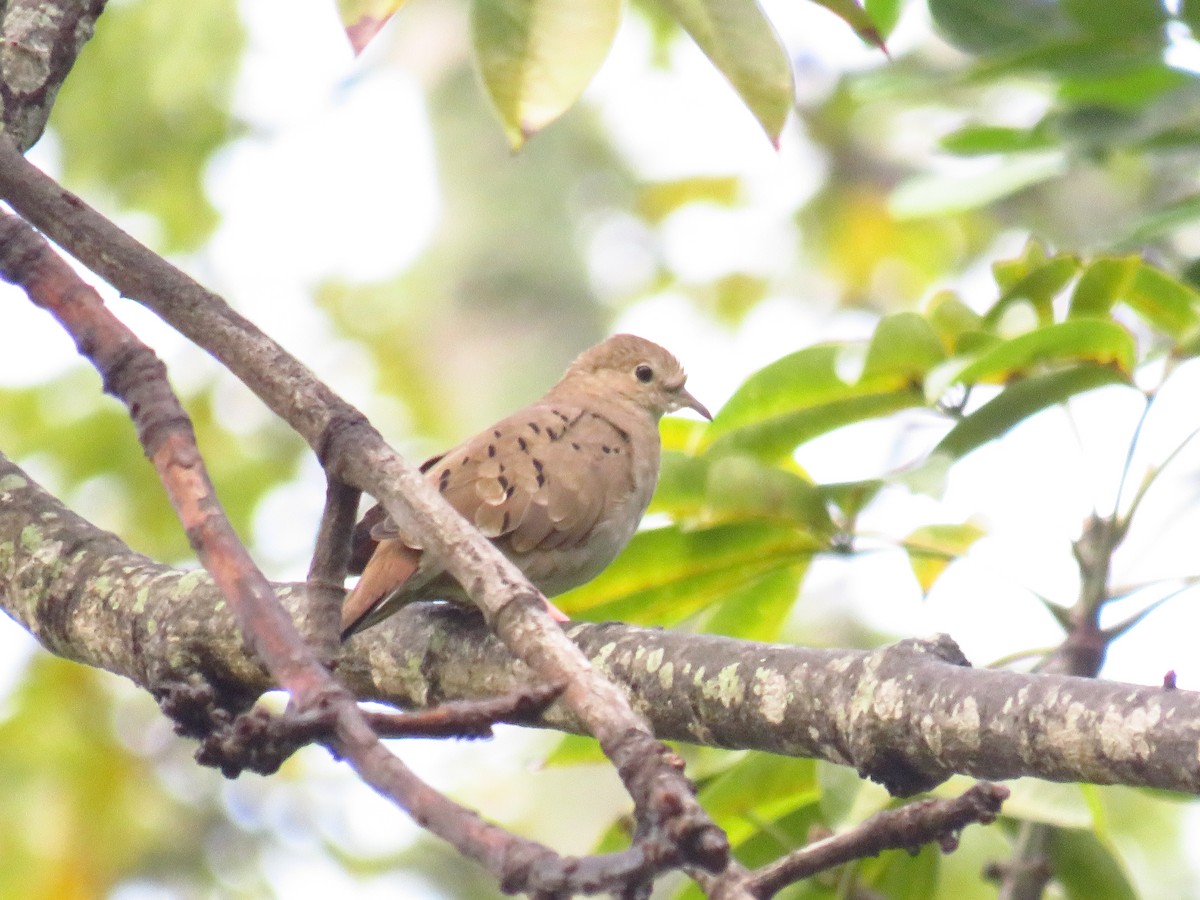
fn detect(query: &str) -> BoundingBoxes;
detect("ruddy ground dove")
[340,333,711,639]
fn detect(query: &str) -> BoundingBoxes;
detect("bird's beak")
[678,387,712,421]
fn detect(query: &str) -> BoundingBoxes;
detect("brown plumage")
[340,334,710,640]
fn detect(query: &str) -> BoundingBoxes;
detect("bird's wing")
[429,402,637,557]
[341,405,635,638]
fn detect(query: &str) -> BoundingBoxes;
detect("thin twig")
[748,782,1010,898]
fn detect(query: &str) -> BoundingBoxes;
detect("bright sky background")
[5,0,1200,895]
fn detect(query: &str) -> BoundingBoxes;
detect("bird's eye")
[635,364,654,383]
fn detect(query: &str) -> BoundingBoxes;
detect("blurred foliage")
[5,0,1200,898]
[49,0,244,252]
[0,656,254,899]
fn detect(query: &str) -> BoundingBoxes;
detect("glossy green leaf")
[808,0,888,52]
[904,521,986,594]
[558,521,820,624]
[933,320,1135,395]
[649,450,711,519]
[1068,256,1142,319]
[705,455,836,533]
[706,345,926,460]
[1125,263,1200,338]
[860,312,948,385]
[651,452,835,536]
[934,364,1132,458]
[702,563,807,640]
[651,0,794,144]
[1051,829,1138,900]
[865,0,903,39]
[471,0,622,147]
[338,0,406,53]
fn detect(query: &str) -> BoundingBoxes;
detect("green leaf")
[932,320,1136,394]
[1051,829,1138,900]
[651,453,836,536]
[338,0,406,53]
[940,124,1055,156]
[934,364,1132,458]
[471,0,622,147]
[860,312,948,384]
[696,753,820,844]
[1061,0,1167,42]
[861,842,941,899]
[928,0,1074,57]
[820,479,885,529]
[705,456,836,534]
[558,521,820,624]
[984,254,1081,328]
[904,521,986,594]
[926,291,986,353]
[808,0,888,52]
[1182,0,1200,33]
[992,238,1053,292]
[1068,256,1142,319]
[540,733,607,766]
[703,563,807,640]
[651,0,794,144]
[1125,263,1200,338]
[1058,63,1190,109]
[706,345,925,461]
[649,450,711,519]
[865,0,903,39]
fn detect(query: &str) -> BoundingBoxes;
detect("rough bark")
[4,451,1197,797]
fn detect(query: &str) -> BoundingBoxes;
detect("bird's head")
[561,334,711,421]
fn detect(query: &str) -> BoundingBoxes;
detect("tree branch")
[4,451,1198,798]
[0,0,104,150]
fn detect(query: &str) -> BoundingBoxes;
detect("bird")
[340,333,711,640]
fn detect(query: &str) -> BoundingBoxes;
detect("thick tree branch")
[4,451,1199,798]
[0,0,104,150]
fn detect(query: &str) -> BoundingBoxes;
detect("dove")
[340,333,711,639]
